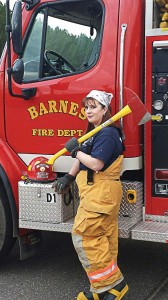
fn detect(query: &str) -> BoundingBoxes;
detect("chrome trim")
[145,214,168,223]
[145,0,154,31]
[146,29,168,36]
[119,24,127,131]
[153,40,168,48]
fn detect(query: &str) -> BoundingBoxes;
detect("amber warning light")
[155,169,168,181]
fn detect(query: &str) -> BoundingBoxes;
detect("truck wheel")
[0,187,16,261]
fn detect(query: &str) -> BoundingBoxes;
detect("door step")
[131,221,168,243]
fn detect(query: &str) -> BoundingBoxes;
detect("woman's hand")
[65,138,80,158]
[52,174,75,193]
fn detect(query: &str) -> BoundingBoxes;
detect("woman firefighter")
[52,90,128,300]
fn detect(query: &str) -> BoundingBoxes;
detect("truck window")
[22,0,103,82]
[23,11,44,81]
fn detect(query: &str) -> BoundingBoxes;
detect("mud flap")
[18,231,41,260]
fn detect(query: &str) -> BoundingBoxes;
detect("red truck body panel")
[0,0,168,246]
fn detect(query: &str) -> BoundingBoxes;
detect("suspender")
[86,143,94,185]
[85,125,125,185]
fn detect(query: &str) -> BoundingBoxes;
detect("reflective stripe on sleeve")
[88,260,118,283]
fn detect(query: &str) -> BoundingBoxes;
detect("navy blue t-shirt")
[80,126,123,171]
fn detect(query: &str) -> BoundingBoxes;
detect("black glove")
[65,137,80,158]
[52,174,75,194]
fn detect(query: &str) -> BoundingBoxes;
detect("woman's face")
[84,99,107,127]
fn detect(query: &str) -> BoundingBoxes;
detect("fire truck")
[0,0,168,261]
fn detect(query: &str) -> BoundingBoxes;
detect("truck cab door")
[5,0,119,172]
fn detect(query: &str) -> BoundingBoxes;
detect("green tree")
[0,2,6,57]
[45,26,94,69]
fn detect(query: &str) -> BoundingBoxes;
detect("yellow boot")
[77,291,107,300]
[103,281,129,300]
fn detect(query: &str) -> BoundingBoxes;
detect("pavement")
[0,232,168,300]
[148,276,168,300]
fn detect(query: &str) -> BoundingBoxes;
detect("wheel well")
[0,166,19,237]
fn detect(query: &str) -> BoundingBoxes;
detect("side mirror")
[12,59,24,84]
[11,0,22,55]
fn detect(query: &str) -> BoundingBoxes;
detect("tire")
[0,186,16,261]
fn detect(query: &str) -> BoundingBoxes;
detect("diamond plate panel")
[132,221,168,243]
[145,214,168,223]
[118,219,138,238]
[118,181,143,238]
[19,181,74,224]
[19,180,144,235]
[119,181,143,221]
[19,218,74,233]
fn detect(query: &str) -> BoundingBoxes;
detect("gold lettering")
[59,100,68,113]
[69,102,79,116]
[32,129,54,136]
[70,130,77,136]
[56,129,83,137]
[57,130,64,136]
[48,129,54,136]
[76,130,83,136]
[28,106,39,120]
[39,103,48,116]
[37,129,42,136]
[79,107,86,120]
[28,100,86,120]
[41,129,48,136]
[32,129,38,135]
[48,100,58,113]
[64,130,71,136]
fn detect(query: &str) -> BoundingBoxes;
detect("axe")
[48,88,151,165]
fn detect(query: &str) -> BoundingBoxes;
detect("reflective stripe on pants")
[72,207,123,293]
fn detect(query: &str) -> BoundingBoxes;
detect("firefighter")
[52,90,128,300]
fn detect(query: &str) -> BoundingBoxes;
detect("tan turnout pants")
[72,156,124,294]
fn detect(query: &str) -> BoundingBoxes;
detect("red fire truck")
[0,0,168,260]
